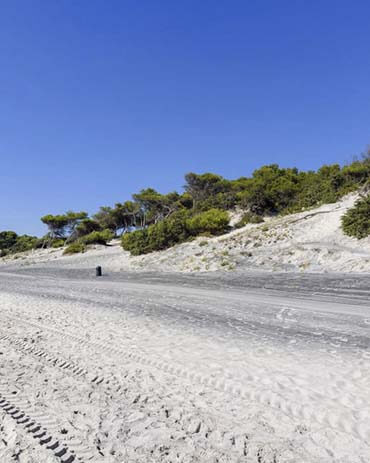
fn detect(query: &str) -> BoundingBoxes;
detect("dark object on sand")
[96,266,102,277]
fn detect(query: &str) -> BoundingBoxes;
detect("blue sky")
[1,1,369,236]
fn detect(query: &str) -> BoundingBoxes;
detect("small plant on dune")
[51,239,66,248]
[235,212,264,228]
[63,242,86,255]
[80,229,114,245]
[199,240,209,247]
[341,195,370,239]
[187,209,230,236]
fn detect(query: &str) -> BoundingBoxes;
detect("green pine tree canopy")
[1,156,369,257]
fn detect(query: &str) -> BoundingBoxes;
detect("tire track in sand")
[0,330,270,462]
[0,382,97,463]
[1,311,369,443]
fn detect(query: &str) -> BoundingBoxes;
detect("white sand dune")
[3,193,369,275]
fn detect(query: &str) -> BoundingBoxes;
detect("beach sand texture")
[0,269,369,462]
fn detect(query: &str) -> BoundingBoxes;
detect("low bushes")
[341,195,370,239]
[63,242,86,255]
[80,229,114,245]
[51,239,66,248]
[62,229,113,255]
[0,232,39,255]
[235,212,264,228]
[121,229,149,256]
[187,209,229,236]
[121,209,191,256]
[122,208,230,255]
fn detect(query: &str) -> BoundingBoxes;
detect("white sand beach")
[0,195,369,462]
[0,269,369,462]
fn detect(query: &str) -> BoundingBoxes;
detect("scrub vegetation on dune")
[121,209,230,255]
[0,152,369,258]
[341,194,370,239]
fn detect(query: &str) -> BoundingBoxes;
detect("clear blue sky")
[1,1,369,236]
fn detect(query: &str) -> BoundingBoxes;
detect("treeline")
[121,158,370,254]
[0,231,39,257]
[0,155,369,257]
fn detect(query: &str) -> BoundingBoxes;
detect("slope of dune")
[2,193,369,275]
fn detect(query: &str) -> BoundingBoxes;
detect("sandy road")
[0,268,369,462]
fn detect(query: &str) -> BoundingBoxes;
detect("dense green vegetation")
[0,231,39,257]
[63,242,86,255]
[121,209,229,255]
[120,156,369,254]
[80,229,114,245]
[341,195,370,239]
[1,154,369,257]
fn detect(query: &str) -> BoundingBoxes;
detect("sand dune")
[3,193,369,275]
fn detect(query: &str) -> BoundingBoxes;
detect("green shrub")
[121,209,229,256]
[341,195,370,239]
[199,240,209,246]
[122,210,192,255]
[146,221,171,251]
[10,235,38,253]
[0,232,39,254]
[63,242,86,255]
[187,209,229,236]
[235,212,264,228]
[80,229,114,245]
[121,229,150,255]
[51,239,66,248]
[0,231,18,250]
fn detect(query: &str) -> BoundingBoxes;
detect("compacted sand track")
[0,268,369,462]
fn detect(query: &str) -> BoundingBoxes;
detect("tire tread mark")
[1,313,369,441]
[0,388,95,462]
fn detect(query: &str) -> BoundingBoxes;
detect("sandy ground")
[0,194,369,461]
[0,267,369,462]
[2,193,369,275]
